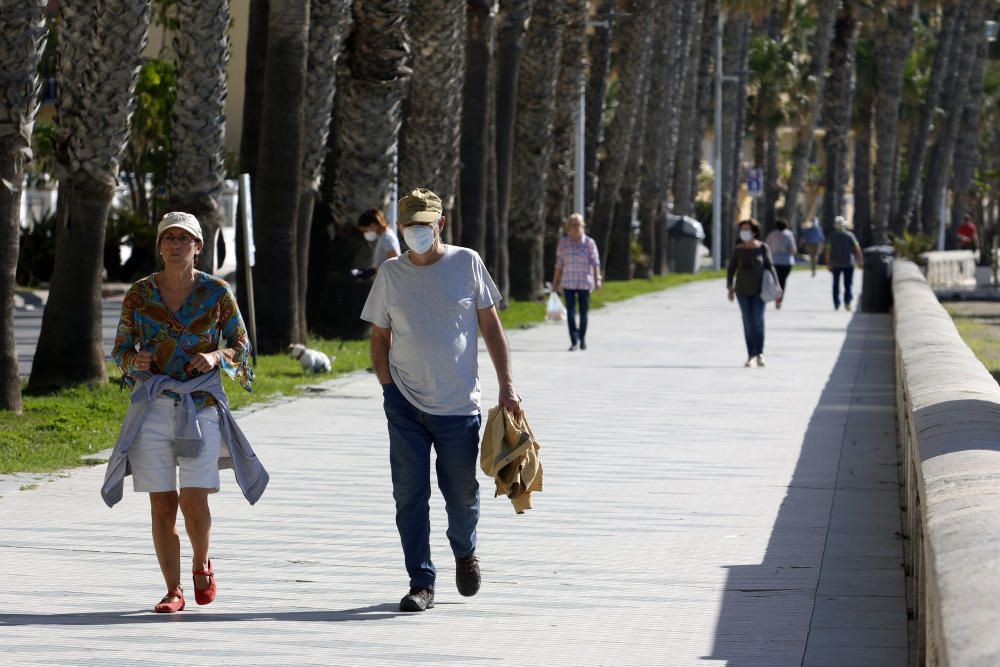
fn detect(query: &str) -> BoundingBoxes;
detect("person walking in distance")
[361,188,522,612]
[799,219,825,276]
[825,216,863,311]
[727,219,780,368]
[765,218,797,308]
[551,213,602,350]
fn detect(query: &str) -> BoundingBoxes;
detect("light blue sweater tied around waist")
[101,370,269,508]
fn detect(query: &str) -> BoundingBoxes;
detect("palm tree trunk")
[543,0,588,284]
[872,0,914,243]
[670,0,706,217]
[459,0,497,256]
[236,0,268,317]
[253,0,309,354]
[589,0,655,269]
[687,0,719,213]
[583,0,616,215]
[853,93,874,246]
[509,2,565,300]
[295,0,351,342]
[28,0,151,394]
[949,31,988,234]
[897,4,960,233]
[399,0,466,214]
[167,0,231,275]
[638,1,678,277]
[313,0,411,339]
[782,0,839,229]
[821,0,858,230]
[722,12,751,261]
[920,0,988,238]
[0,0,47,412]
[493,0,536,302]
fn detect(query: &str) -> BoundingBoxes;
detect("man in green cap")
[361,187,521,612]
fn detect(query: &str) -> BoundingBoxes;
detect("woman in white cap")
[103,212,268,613]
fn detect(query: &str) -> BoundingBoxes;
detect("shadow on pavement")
[0,602,408,626]
[704,313,905,666]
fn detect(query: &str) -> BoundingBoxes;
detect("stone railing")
[893,259,1000,666]
[920,250,977,289]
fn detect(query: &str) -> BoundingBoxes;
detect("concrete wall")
[893,259,1000,666]
[920,251,977,289]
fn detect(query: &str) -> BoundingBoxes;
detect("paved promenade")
[0,271,906,666]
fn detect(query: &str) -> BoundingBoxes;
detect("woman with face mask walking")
[727,219,780,368]
[354,208,400,278]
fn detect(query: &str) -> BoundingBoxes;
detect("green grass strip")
[1,269,724,474]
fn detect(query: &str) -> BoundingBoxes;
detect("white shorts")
[128,396,226,493]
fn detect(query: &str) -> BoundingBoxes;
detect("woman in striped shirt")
[552,213,602,351]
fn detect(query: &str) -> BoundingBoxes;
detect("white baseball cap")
[157,212,204,245]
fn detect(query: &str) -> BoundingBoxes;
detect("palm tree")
[820,0,858,230]
[493,0,536,301]
[897,4,960,232]
[670,0,706,217]
[543,0,588,282]
[399,0,466,222]
[637,1,679,276]
[871,0,914,244]
[166,0,231,274]
[583,0,616,214]
[459,0,497,257]
[252,0,308,354]
[920,0,989,238]
[852,34,876,245]
[28,0,152,394]
[720,9,752,258]
[311,0,411,339]
[295,0,351,342]
[687,0,720,214]
[588,0,655,268]
[509,1,566,300]
[235,0,268,316]
[782,0,839,229]
[0,0,48,413]
[949,26,989,235]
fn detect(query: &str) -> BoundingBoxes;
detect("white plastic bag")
[545,292,566,321]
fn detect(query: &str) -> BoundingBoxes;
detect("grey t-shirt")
[360,245,502,416]
[829,230,859,268]
[372,228,401,269]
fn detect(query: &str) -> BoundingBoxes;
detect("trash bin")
[667,215,705,274]
[861,245,894,312]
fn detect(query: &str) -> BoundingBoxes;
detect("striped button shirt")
[555,234,601,291]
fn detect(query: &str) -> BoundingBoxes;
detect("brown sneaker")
[456,553,481,597]
[399,587,434,612]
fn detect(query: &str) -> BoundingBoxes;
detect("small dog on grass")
[288,344,333,374]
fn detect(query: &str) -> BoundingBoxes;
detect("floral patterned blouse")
[113,272,254,408]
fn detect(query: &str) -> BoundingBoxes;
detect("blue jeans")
[832,266,854,308]
[736,293,765,357]
[564,288,590,345]
[382,383,481,590]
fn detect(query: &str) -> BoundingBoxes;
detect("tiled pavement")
[0,271,906,666]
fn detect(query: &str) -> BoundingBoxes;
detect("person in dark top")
[727,219,780,368]
[825,216,863,311]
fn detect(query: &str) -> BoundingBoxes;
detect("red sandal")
[193,560,217,606]
[153,587,185,613]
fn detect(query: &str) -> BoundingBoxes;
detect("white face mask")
[363,230,377,242]
[739,230,754,242]
[403,224,436,254]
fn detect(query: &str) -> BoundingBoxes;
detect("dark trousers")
[564,288,590,345]
[775,264,792,294]
[382,383,481,590]
[832,266,854,308]
[736,293,766,357]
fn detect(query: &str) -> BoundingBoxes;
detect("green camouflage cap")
[398,188,443,225]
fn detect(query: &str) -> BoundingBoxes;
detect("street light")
[713,10,739,270]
